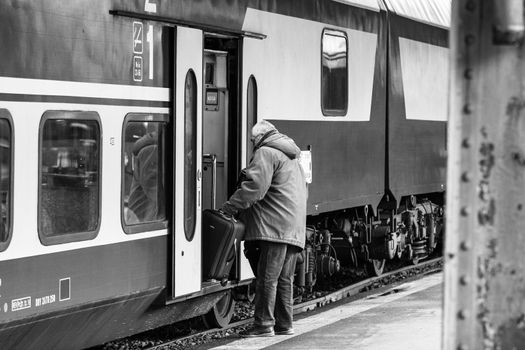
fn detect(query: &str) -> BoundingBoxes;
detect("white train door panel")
[172,26,203,298]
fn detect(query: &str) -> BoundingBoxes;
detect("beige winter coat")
[222,131,307,249]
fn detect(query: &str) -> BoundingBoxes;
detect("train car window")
[321,29,348,116]
[246,75,258,164]
[0,110,13,251]
[122,114,168,234]
[38,111,101,245]
[184,70,197,241]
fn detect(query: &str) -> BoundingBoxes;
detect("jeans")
[253,241,300,329]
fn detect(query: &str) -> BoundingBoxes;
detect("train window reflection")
[321,29,348,116]
[39,112,101,244]
[184,70,197,241]
[0,113,13,250]
[122,119,167,233]
[246,76,258,164]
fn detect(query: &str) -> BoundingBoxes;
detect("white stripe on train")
[0,77,169,102]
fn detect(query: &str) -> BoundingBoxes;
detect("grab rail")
[203,154,217,209]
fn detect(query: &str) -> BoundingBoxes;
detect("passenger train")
[0,0,449,348]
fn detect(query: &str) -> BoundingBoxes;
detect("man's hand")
[220,202,237,217]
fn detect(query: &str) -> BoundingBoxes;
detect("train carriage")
[0,0,449,349]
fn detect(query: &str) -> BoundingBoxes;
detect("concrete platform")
[204,272,442,350]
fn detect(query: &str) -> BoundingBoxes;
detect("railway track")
[137,257,443,350]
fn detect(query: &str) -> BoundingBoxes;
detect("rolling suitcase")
[202,209,245,282]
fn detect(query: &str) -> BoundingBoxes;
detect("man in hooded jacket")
[221,120,307,337]
[127,131,164,223]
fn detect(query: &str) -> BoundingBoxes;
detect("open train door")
[171,26,203,298]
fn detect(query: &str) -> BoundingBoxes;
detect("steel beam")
[445,0,525,349]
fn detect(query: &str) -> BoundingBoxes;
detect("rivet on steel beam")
[458,309,468,319]
[466,1,475,12]
[465,34,476,46]
[464,68,473,80]
[460,241,470,251]
[518,203,523,211]
[461,172,471,182]
[463,104,473,114]
[460,275,469,285]
[460,207,470,216]
[462,138,471,148]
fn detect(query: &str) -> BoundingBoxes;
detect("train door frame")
[201,33,243,210]
[201,32,243,281]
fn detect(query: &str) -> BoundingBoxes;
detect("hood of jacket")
[255,131,301,160]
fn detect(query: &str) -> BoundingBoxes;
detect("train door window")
[321,29,348,116]
[184,70,197,241]
[0,110,13,251]
[246,76,258,164]
[122,114,168,234]
[38,111,101,245]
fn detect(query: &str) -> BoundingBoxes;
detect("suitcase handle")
[217,209,237,223]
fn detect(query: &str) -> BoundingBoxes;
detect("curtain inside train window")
[38,111,101,245]
[0,112,12,250]
[321,29,348,116]
[122,116,168,233]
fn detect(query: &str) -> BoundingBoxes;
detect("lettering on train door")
[132,21,154,81]
[133,22,144,82]
[133,56,143,82]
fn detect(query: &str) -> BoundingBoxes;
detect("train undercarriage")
[293,193,445,296]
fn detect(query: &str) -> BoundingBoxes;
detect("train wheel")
[365,259,385,276]
[202,290,236,329]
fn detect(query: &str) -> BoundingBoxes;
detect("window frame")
[321,28,349,117]
[38,111,102,245]
[121,113,169,234]
[0,109,14,252]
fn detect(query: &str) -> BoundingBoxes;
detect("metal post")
[445,0,525,349]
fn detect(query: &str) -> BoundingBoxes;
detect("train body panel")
[270,120,385,214]
[0,100,169,261]
[0,1,450,348]
[387,5,449,201]
[242,7,386,214]
[242,8,379,123]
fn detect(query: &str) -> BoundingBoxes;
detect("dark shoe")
[240,326,274,338]
[274,326,294,335]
